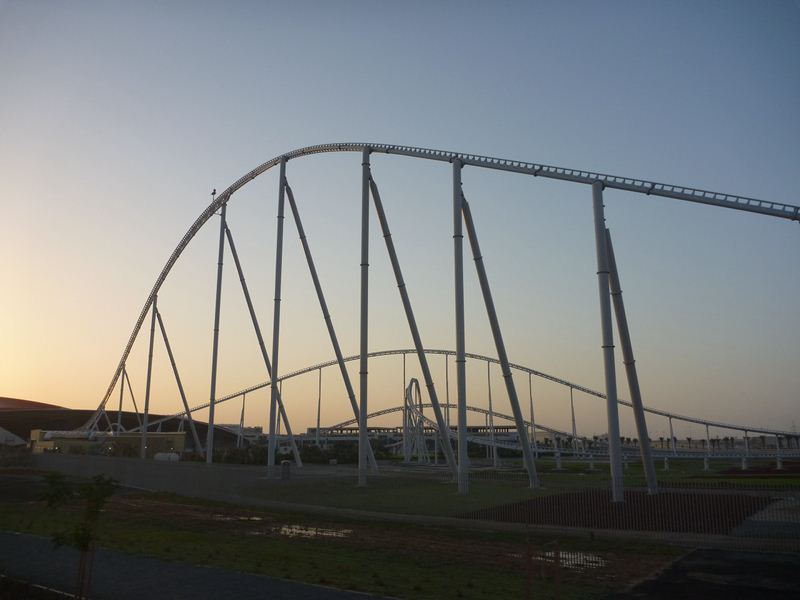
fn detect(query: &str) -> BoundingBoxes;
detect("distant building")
[30,429,186,458]
[0,397,239,454]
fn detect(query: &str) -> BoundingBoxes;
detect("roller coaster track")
[92,142,800,426]
[138,348,796,439]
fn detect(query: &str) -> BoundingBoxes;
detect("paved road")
[0,531,390,600]
[611,548,800,599]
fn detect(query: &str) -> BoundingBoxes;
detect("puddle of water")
[508,551,607,571]
[276,525,353,539]
[211,514,264,522]
[541,551,607,571]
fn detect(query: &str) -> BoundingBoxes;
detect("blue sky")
[1,1,798,439]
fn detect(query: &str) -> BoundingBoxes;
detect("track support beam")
[268,159,289,476]
[453,159,469,494]
[591,182,624,502]
[224,223,301,467]
[156,309,204,458]
[116,366,125,436]
[140,295,158,459]
[606,228,658,494]
[284,183,377,471]
[206,199,227,464]
[368,175,458,475]
[358,149,370,487]
[461,195,540,488]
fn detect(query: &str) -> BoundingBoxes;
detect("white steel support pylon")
[358,149,371,487]
[140,295,158,459]
[115,365,125,436]
[453,159,469,495]
[123,369,141,428]
[225,223,301,467]
[368,174,458,475]
[268,159,288,477]
[206,198,227,464]
[284,183,377,471]
[591,182,624,502]
[156,308,204,458]
[460,195,540,488]
[605,228,658,494]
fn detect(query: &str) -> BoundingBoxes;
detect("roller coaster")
[82,143,799,502]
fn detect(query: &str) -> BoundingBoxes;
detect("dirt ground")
[107,493,671,588]
[460,489,772,534]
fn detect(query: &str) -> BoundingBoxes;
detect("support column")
[591,181,623,502]
[225,223,301,467]
[276,383,282,438]
[453,159,469,495]
[744,430,750,456]
[116,366,125,436]
[276,391,302,465]
[156,309,203,458]
[529,374,538,458]
[487,362,498,467]
[445,354,450,429]
[569,387,578,452]
[358,149,370,487]
[369,175,457,473]
[207,199,227,464]
[606,228,658,494]
[403,377,411,463]
[124,370,142,428]
[237,394,246,449]
[268,159,287,477]
[316,369,322,447]
[554,432,563,470]
[669,417,676,456]
[461,197,540,488]
[283,183,377,470]
[140,295,158,459]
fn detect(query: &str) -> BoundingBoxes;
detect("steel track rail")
[90,142,800,429]
[136,348,796,439]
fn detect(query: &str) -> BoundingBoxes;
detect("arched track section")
[325,403,569,439]
[91,142,800,422]
[139,348,795,439]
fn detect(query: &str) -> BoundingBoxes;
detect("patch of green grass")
[252,475,557,516]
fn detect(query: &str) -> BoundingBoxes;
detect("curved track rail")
[137,348,795,439]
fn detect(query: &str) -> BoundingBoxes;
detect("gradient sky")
[1,0,798,441]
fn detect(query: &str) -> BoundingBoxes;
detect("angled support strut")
[155,308,204,458]
[140,294,158,459]
[606,228,658,494]
[225,221,302,469]
[368,174,458,475]
[460,194,540,488]
[283,182,377,471]
[591,182,624,502]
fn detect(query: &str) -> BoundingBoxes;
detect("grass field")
[245,457,800,517]
[0,469,685,600]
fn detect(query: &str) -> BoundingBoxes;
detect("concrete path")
[0,531,390,600]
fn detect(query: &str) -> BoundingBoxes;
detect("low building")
[30,429,186,458]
